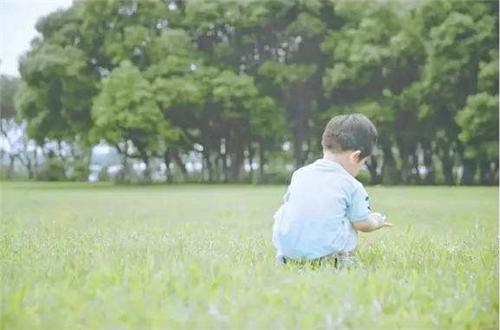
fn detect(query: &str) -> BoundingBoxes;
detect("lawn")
[0,182,498,329]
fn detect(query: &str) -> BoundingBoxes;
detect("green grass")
[0,182,498,329]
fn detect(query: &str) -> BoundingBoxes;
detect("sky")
[0,0,114,162]
[0,0,72,77]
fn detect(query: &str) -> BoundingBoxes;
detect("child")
[272,114,392,269]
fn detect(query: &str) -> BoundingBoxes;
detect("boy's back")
[273,158,370,260]
[272,114,391,266]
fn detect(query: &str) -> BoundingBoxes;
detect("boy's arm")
[347,184,392,232]
[352,213,392,232]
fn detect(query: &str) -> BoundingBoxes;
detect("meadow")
[0,182,498,329]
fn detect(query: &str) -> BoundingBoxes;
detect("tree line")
[2,0,498,184]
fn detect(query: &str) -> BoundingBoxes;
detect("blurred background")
[0,0,498,185]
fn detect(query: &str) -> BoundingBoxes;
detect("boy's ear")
[350,150,362,163]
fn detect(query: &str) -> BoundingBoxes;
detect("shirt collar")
[313,157,352,176]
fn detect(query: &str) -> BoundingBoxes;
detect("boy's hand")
[352,212,393,232]
[369,212,393,229]
[368,212,392,230]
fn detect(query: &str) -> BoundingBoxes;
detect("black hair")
[321,114,378,159]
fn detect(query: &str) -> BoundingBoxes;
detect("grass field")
[0,182,498,329]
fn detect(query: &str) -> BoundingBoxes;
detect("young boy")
[272,114,392,269]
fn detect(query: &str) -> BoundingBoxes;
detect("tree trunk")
[234,136,244,182]
[412,153,421,185]
[248,143,255,183]
[141,155,152,183]
[120,155,129,183]
[291,32,324,168]
[163,149,173,183]
[214,153,222,182]
[7,154,15,179]
[203,149,213,182]
[172,149,189,182]
[26,160,33,180]
[366,156,381,184]
[259,141,266,184]
[441,147,455,185]
[381,144,399,185]
[461,159,476,185]
[114,143,128,183]
[479,160,496,185]
[290,83,310,170]
[422,142,435,185]
[31,147,39,180]
[227,126,245,183]
[400,154,411,185]
[222,151,228,183]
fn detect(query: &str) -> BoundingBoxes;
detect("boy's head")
[322,114,377,176]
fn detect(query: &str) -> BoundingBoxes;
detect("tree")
[14,0,498,185]
[91,60,176,182]
[322,2,424,184]
[418,0,498,184]
[1,75,21,178]
[146,28,204,182]
[456,49,499,185]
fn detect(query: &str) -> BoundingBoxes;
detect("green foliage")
[16,42,94,144]
[212,70,257,117]
[259,61,317,86]
[68,158,91,182]
[286,12,326,38]
[456,93,499,159]
[153,76,205,110]
[91,61,171,155]
[14,0,499,184]
[147,29,196,63]
[184,1,228,30]
[0,76,20,120]
[37,153,67,181]
[248,96,286,141]
[477,50,499,93]
[104,25,151,66]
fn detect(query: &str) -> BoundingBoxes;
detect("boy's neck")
[323,150,352,175]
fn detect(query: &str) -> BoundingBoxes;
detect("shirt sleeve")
[347,184,371,222]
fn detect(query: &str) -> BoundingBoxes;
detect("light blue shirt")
[272,158,371,260]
